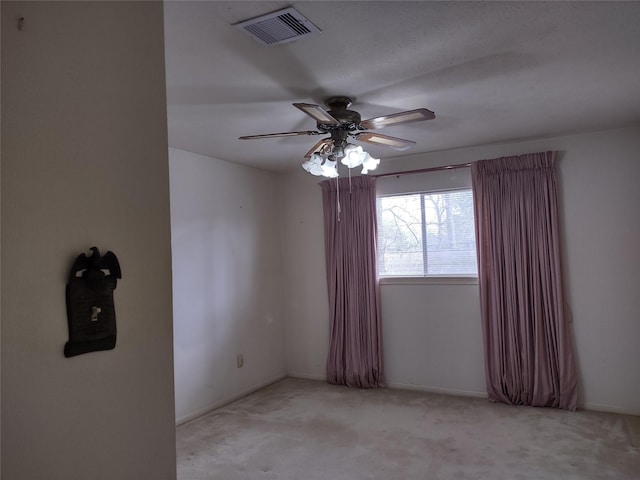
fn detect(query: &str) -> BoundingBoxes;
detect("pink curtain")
[320,176,383,388]
[471,152,578,410]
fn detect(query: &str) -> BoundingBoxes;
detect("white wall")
[281,171,331,379]
[169,148,285,424]
[1,2,176,479]
[282,125,640,415]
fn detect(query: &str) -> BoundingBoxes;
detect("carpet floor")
[176,378,640,479]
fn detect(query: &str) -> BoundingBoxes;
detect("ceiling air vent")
[234,7,321,46]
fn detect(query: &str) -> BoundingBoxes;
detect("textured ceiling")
[164,1,640,172]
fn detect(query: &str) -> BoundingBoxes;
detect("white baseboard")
[582,402,640,417]
[385,384,639,416]
[385,381,488,399]
[287,375,488,399]
[287,371,327,381]
[388,384,640,416]
[175,372,287,426]
[176,374,639,420]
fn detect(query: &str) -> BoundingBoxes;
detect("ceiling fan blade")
[354,132,416,151]
[304,138,332,158]
[239,130,320,140]
[360,108,435,130]
[293,103,341,126]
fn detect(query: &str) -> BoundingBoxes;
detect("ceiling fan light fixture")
[360,152,380,174]
[302,142,378,177]
[321,158,339,178]
[332,145,345,159]
[302,153,324,176]
[302,152,339,178]
[239,96,435,178]
[341,144,366,168]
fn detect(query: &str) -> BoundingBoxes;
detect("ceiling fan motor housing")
[318,96,361,133]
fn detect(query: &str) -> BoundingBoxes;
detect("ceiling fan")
[239,96,435,177]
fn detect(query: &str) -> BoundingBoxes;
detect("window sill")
[379,276,478,285]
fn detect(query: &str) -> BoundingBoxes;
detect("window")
[377,189,477,277]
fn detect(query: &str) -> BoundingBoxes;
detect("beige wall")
[169,147,286,424]
[1,2,176,478]
[281,125,640,415]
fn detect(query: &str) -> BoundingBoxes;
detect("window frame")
[376,187,478,282]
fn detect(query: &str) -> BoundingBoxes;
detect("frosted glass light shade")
[302,153,324,176]
[302,143,380,177]
[361,152,380,174]
[321,158,339,178]
[341,144,366,168]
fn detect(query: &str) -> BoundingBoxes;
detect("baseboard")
[286,375,488,399]
[175,372,287,426]
[176,374,639,419]
[582,402,640,417]
[385,385,639,416]
[388,385,639,416]
[287,371,327,381]
[624,415,640,448]
[385,381,489,399]
[288,375,488,399]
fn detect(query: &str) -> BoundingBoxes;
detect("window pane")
[377,194,424,276]
[377,189,477,276]
[422,190,477,275]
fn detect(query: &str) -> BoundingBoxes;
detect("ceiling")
[164,1,640,172]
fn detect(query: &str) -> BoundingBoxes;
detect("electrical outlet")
[237,354,244,368]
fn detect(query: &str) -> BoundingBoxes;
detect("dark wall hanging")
[64,247,122,357]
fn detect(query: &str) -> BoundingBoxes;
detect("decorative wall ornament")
[64,247,121,357]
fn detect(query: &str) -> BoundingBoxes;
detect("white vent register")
[234,7,321,46]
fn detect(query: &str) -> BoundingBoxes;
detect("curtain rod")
[371,162,472,178]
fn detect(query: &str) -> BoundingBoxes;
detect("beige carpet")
[176,378,640,479]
